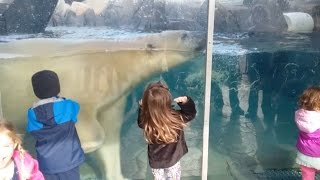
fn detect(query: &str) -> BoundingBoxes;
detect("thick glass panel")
[0,0,206,179]
[209,0,320,179]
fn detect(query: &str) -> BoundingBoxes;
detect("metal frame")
[202,0,215,179]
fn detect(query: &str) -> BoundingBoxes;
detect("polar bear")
[0,30,204,179]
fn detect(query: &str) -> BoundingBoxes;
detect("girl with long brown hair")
[137,81,196,179]
[0,119,44,180]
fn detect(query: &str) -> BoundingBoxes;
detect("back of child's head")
[0,119,24,152]
[298,86,320,111]
[31,70,60,99]
[142,81,172,111]
[140,81,186,144]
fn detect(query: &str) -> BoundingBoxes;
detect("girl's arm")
[175,96,197,123]
[14,151,45,180]
[28,157,45,180]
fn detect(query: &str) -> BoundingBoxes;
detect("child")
[295,86,320,180]
[137,81,196,180]
[27,70,85,180]
[0,120,44,180]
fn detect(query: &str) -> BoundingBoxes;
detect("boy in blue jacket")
[27,70,85,180]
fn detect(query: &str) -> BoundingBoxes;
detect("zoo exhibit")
[0,0,320,179]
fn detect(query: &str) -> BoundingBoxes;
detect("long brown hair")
[298,86,320,111]
[139,81,186,144]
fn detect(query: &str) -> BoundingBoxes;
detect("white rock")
[283,12,314,33]
[83,0,109,15]
[70,1,92,16]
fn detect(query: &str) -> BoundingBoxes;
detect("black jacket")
[137,97,196,168]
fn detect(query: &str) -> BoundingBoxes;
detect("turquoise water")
[121,32,320,179]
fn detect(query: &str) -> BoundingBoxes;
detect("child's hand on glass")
[174,96,188,104]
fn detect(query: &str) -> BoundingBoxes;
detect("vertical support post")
[0,91,3,118]
[202,0,215,179]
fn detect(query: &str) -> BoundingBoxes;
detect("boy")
[27,70,85,180]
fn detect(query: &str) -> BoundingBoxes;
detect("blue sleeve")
[70,100,80,123]
[53,99,80,124]
[27,108,43,132]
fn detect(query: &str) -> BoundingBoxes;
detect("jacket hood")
[295,109,320,134]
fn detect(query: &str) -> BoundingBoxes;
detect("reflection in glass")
[209,0,320,179]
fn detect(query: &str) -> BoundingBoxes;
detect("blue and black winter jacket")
[27,97,85,174]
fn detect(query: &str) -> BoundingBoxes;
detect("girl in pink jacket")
[295,86,320,180]
[0,120,44,180]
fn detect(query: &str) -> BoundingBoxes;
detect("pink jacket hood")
[295,109,320,157]
[295,109,320,133]
[12,150,44,180]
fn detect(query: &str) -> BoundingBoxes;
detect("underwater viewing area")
[1,0,320,179]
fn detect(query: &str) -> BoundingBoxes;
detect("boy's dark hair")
[31,70,60,99]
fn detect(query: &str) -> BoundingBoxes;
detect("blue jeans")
[43,166,80,180]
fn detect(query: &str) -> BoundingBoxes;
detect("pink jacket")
[12,150,45,180]
[295,109,320,157]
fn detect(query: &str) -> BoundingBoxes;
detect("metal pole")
[0,91,3,119]
[202,0,215,179]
